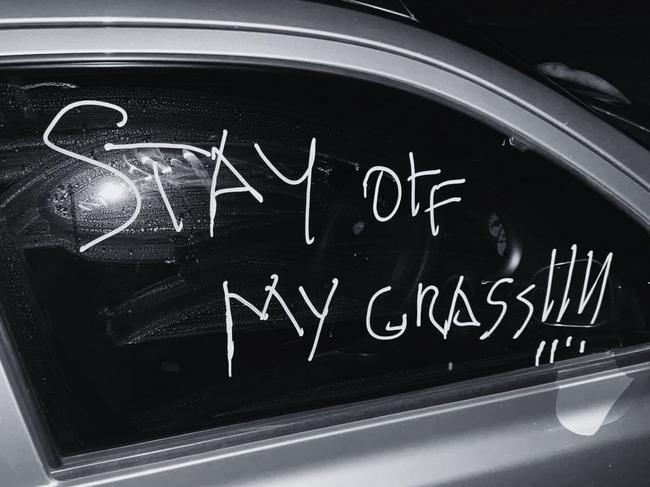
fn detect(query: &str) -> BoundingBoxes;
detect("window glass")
[0,66,648,454]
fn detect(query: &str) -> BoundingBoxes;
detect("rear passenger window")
[0,66,648,454]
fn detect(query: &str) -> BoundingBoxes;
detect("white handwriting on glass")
[44,101,462,253]
[220,246,609,375]
[43,101,609,374]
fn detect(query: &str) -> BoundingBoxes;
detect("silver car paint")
[0,1,648,486]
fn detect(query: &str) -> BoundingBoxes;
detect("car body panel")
[0,1,648,486]
[58,360,650,487]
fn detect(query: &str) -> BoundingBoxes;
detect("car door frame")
[0,2,649,485]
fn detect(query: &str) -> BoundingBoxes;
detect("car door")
[0,1,649,486]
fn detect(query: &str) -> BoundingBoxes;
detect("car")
[0,1,649,485]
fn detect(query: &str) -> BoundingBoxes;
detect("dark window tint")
[0,66,648,455]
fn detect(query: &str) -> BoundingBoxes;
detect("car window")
[0,66,648,455]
